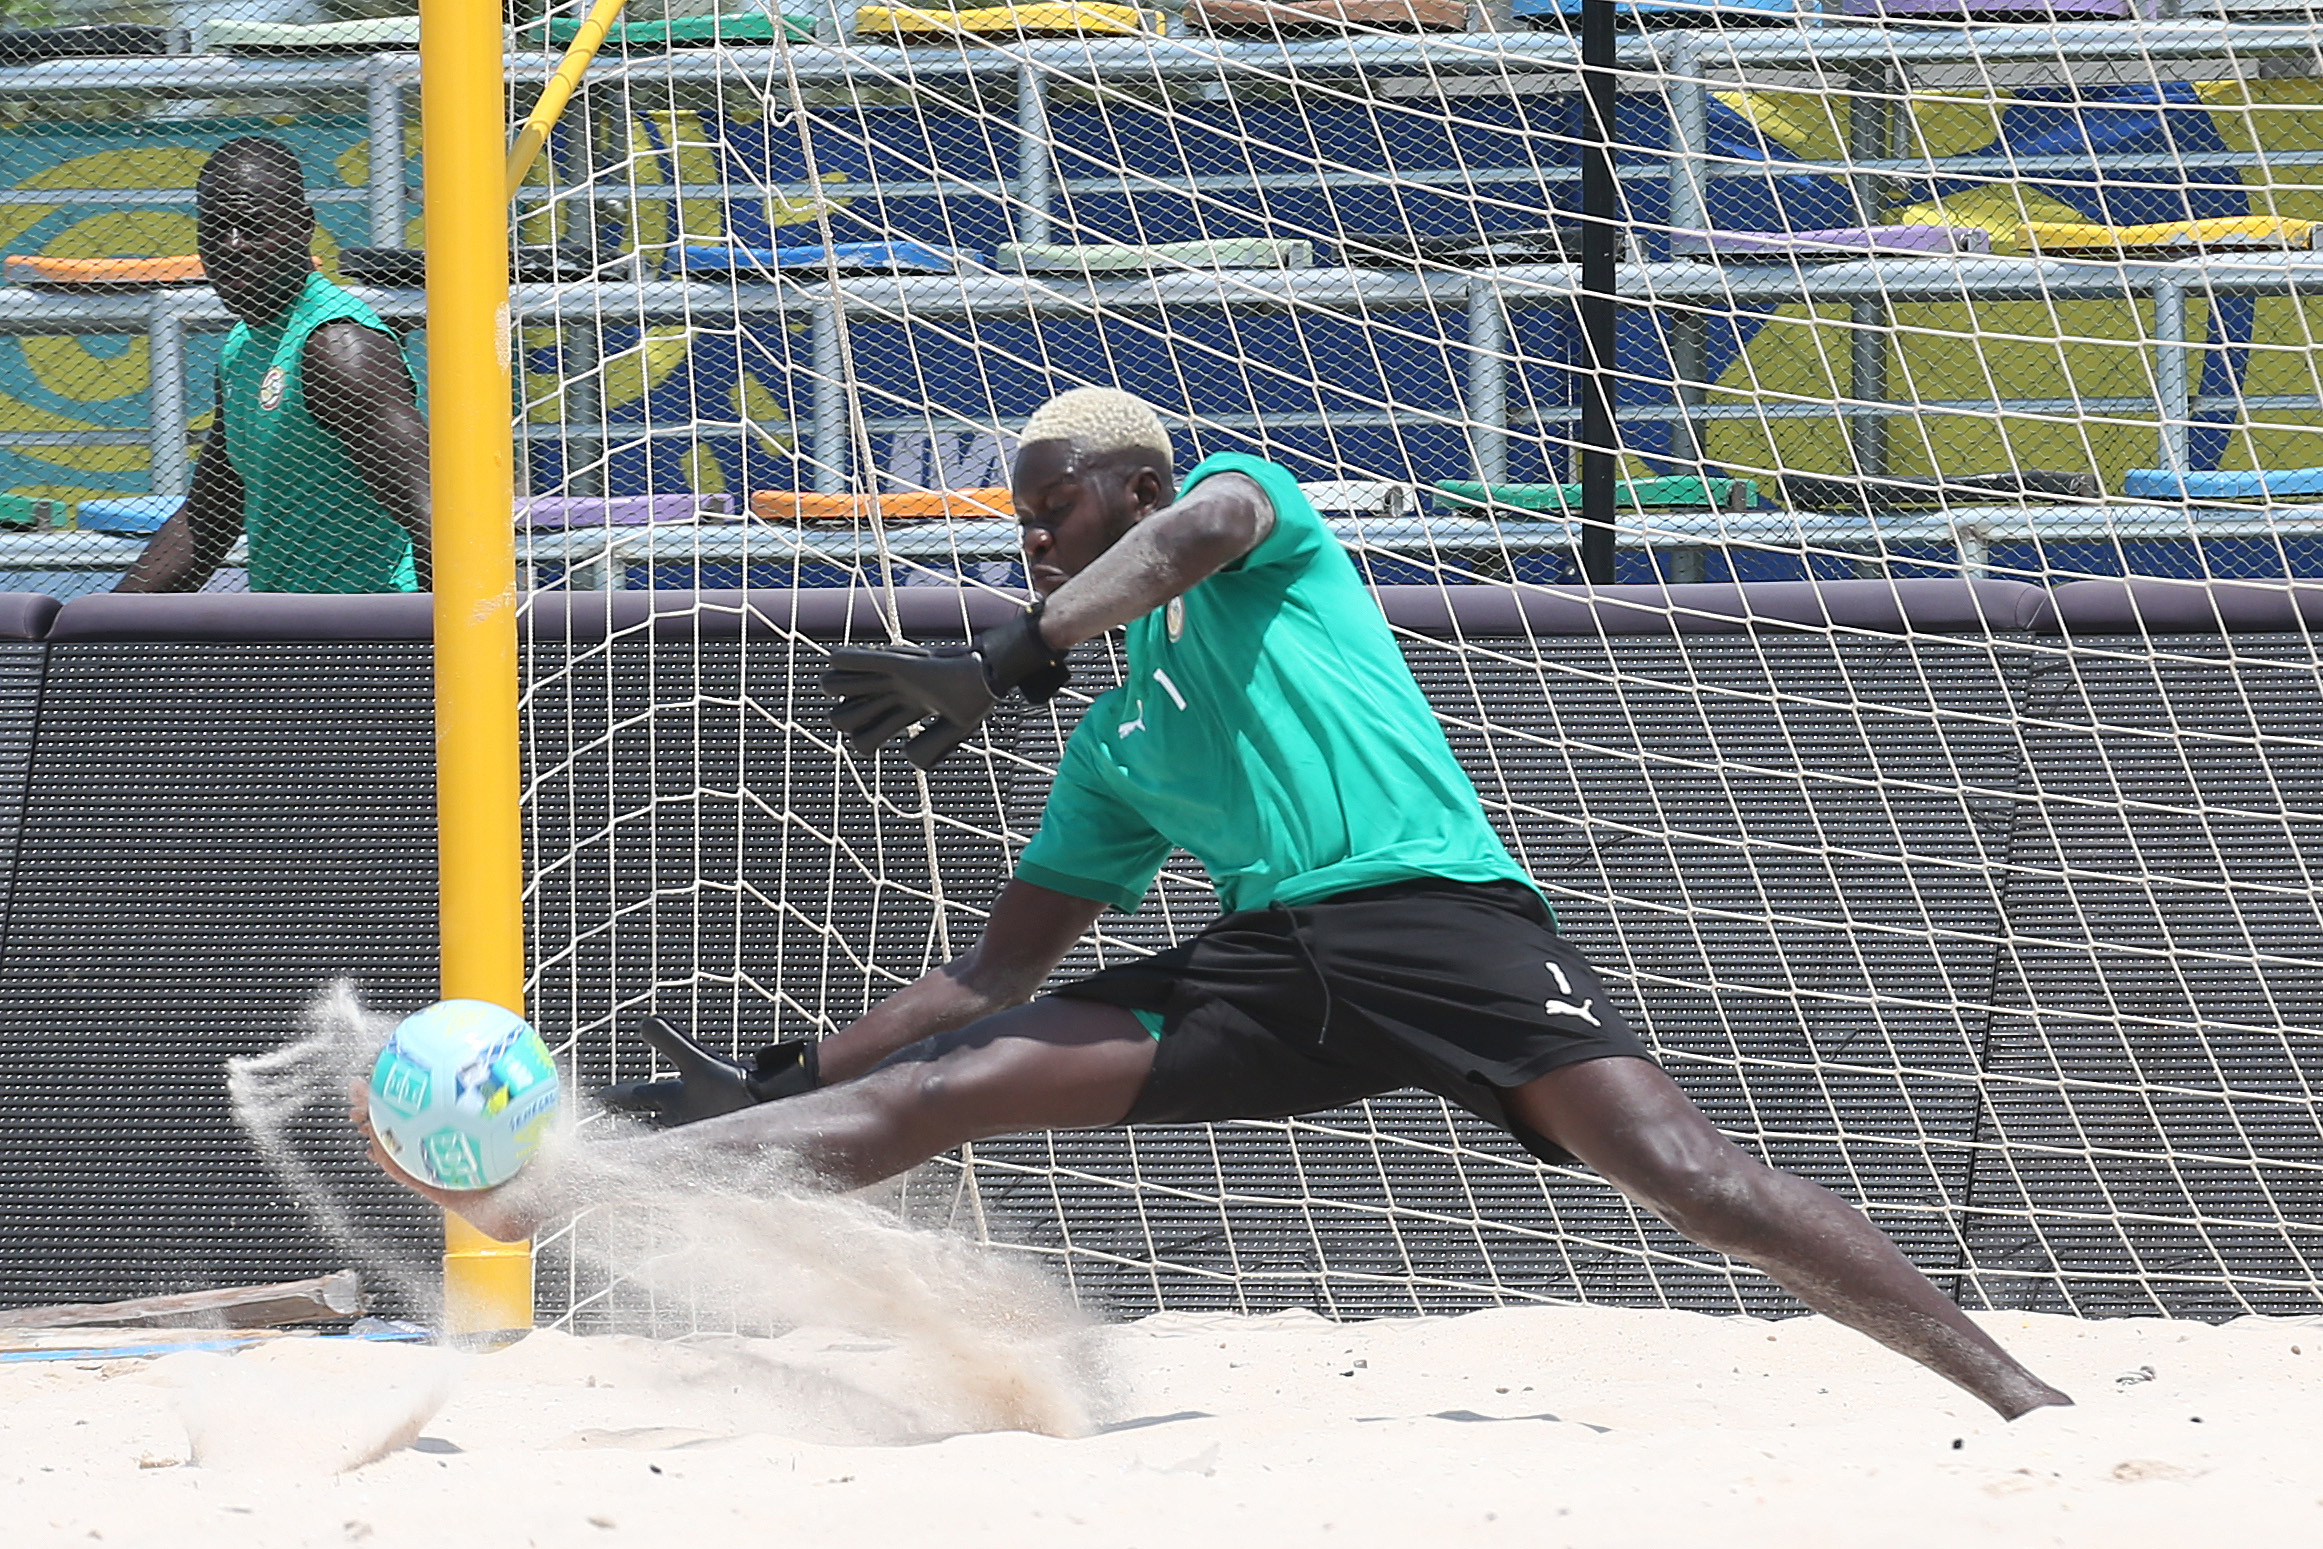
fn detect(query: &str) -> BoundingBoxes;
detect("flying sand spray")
[221,982,1110,1463]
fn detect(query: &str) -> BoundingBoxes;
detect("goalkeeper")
[376,387,2068,1419]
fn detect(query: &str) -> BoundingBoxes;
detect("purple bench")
[35,582,2067,645]
[1842,0,2157,13]
[525,581,2055,640]
[517,495,735,529]
[520,588,1024,642]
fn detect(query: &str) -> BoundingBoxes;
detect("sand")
[5,1302,2320,1548]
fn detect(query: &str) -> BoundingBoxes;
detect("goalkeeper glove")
[594,1016,820,1129]
[821,602,1070,770]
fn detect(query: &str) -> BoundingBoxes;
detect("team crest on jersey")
[1165,596,1186,642]
[257,366,286,411]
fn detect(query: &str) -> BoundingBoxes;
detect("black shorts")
[1049,878,1651,1165]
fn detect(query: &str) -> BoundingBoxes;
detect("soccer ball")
[366,1000,560,1190]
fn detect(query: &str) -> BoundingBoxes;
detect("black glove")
[821,603,1070,770]
[594,1016,820,1129]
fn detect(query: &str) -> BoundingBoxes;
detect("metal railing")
[3,250,2303,497]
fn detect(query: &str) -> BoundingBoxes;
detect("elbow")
[1160,503,1260,580]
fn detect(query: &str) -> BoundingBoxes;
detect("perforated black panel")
[0,643,438,1311]
[1973,636,2323,1316]
[0,642,42,973]
[7,625,2322,1324]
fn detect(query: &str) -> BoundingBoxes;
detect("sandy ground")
[4,1302,2320,1548]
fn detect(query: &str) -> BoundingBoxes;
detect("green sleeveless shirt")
[218,272,420,593]
[1017,453,1538,916]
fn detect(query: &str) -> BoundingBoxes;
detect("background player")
[118,136,429,595]
[369,387,2070,1421]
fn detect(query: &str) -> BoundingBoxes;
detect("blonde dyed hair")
[1019,387,1174,467]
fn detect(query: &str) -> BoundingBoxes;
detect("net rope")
[477,8,2323,1325]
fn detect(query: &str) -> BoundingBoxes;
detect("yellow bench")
[2022,217,2323,258]
[857,3,1164,36]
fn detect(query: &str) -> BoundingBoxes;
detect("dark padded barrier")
[47,589,1016,647]
[0,642,438,1310]
[2042,578,2323,635]
[1970,635,2323,1316]
[0,593,58,641]
[520,581,2055,644]
[1374,578,2053,636]
[50,592,434,643]
[5,582,2322,1321]
[525,634,1017,1057]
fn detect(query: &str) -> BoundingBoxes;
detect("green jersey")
[219,272,420,594]
[1016,452,1535,915]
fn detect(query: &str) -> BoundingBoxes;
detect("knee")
[1606,1136,1775,1248]
[869,1043,994,1133]
[871,1048,949,1114]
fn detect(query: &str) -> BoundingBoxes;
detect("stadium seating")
[998,239,1315,274]
[1667,227,1992,259]
[2120,469,2323,504]
[675,242,983,278]
[1433,477,1759,515]
[75,497,182,537]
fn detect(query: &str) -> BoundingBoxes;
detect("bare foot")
[346,1079,545,1242]
[2005,1388,2076,1421]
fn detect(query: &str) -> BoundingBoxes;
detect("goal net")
[501,5,2323,1327]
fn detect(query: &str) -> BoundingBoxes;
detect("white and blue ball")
[366,1000,560,1190]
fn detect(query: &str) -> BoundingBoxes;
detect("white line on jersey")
[1151,667,1188,710]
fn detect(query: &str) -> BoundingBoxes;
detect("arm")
[822,471,1280,768]
[814,879,1107,1082]
[113,392,244,594]
[593,877,1109,1126]
[1037,470,1274,649]
[303,320,431,587]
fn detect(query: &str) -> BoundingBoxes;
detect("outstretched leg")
[673,998,1156,1187]
[1508,1056,2071,1420]
[366,999,1156,1240]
